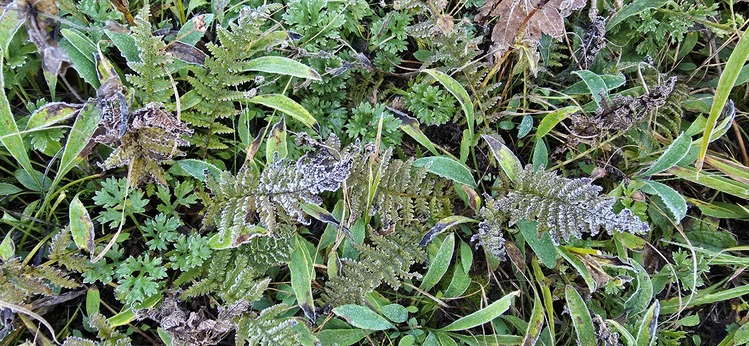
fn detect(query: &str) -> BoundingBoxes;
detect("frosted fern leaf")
[497,166,649,244]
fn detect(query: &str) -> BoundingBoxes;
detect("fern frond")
[235,304,298,346]
[126,7,174,104]
[203,143,352,245]
[347,146,451,229]
[182,4,287,150]
[321,225,426,306]
[497,166,649,244]
[0,258,78,308]
[182,248,273,304]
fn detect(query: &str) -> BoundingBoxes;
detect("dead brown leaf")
[475,0,585,60]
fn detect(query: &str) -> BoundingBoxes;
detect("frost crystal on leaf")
[497,166,650,244]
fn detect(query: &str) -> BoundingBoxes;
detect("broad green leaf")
[157,328,174,346]
[265,117,288,162]
[636,301,660,346]
[565,285,596,346]
[420,233,455,291]
[413,156,476,188]
[0,55,38,190]
[638,132,692,177]
[518,220,557,268]
[25,102,81,131]
[104,30,139,63]
[247,94,318,131]
[316,329,367,346]
[174,159,223,182]
[444,258,471,298]
[50,103,101,192]
[177,14,215,45]
[572,70,608,108]
[0,232,14,261]
[517,115,533,138]
[625,260,653,315]
[521,296,545,346]
[243,56,321,80]
[333,305,395,331]
[435,333,458,346]
[14,169,49,192]
[0,1,25,57]
[532,139,548,170]
[483,134,521,182]
[563,74,626,95]
[69,194,95,254]
[0,183,21,195]
[641,181,687,221]
[60,29,99,88]
[381,304,408,323]
[422,69,474,139]
[290,234,316,321]
[438,291,519,332]
[86,286,100,316]
[735,323,749,345]
[606,0,669,30]
[697,29,749,171]
[419,216,475,247]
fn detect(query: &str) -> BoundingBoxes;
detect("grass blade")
[696,29,749,171]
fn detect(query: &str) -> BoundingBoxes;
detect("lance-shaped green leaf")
[420,233,455,291]
[60,29,99,88]
[69,194,95,254]
[243,56,321,80]
[0,55,38,190]
[333,305,395,331]
[265,117,288,162]
[637,132,692,177]
[522,295,545,346]
[248,94,318,131]
[0,232,14,261]
[25,102,82,131]
[0,1,25,56]
[438,291,519,332]
[290,234,316,321]
[606,0,668,30]
[641,180,687,221]
[565,285,596,346]
[413,156,477,188]
[174,159,222,182]
[419,215,476,247]
[49,102,100,194]
[483,134,521,182]
[535,106,580,140]
[518,220,557,268]
[636,300,660,346]
[572,70,608,108]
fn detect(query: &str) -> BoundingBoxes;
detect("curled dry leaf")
[475,0,585,60]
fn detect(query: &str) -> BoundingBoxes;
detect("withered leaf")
[96,103,192,186]
[165,41,207,65]
[475,0,585,59]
